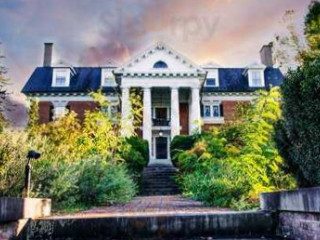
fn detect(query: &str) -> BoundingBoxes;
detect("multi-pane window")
[205,70,219,87]
[53,106,67,119]
[251,70,263,87]
[203,104,222,118]
[101,69,117,87]
[53,69,70,87]
[101,105,118,117]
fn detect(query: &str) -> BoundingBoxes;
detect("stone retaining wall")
[0,198,51,240]
[260,187,320,240]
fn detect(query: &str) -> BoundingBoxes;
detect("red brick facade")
[202,100,250,131]
[68,101,98,121]
[39,101,53,124]
[38,101,98,124]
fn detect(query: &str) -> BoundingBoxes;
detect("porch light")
[159,131,163,137]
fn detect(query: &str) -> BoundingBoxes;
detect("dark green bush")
[121,136,149,175]
[78,158,137,206]
[170,135,197,167]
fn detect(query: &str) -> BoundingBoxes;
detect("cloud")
[0,0,312,126]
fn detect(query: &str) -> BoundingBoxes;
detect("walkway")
[50,195,229,219]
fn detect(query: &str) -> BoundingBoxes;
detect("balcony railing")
[152,118,170,126]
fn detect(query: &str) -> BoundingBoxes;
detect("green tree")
[275,58,320,187]
[304,0,320,61]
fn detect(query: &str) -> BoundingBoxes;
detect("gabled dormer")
[202,62,221,87]
[101,68,117,87]
[52,68,71,87]
[244,63,266,88]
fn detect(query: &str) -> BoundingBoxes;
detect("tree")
[0,44,8,132]
[275,58,320,187]
[304,0,320,62]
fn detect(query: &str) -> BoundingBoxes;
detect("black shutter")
[49,105,54,121]
[220,103,224,117]
[200,103,204,117]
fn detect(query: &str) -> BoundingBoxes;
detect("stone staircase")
[140,164,180,196]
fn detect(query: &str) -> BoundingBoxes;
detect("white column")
[143,87,152,159]
[121,87,133,136]
[171,87,180,139]
[190,87,201,133]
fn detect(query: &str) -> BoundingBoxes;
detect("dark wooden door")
[180,103,189,135]
[156,137,168,159]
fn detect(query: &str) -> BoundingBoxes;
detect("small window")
[250,70,264,87]
[205,70,219,87]
[212,105,220,117]
[153,61,168,69]
[203,104,221,118]
[52,69,70,87]
[53,106,67,119]
[204,106,211,117]
[101,105,118,117]
[101,69,116,87]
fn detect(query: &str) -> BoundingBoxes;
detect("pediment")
[116,42,204,74]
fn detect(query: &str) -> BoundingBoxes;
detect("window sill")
[203,117,225,124]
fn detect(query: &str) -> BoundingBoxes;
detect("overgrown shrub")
[0,91,144,211]
[170,135,197,167]
[174,88,296,210]
[121,136,149,175]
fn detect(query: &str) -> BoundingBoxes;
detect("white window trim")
[205,69,219,87]
[52,68,71,87]
[203,102,222,118]
[101,69,117,87]
[248,69,265,87]
[152,106,170,120]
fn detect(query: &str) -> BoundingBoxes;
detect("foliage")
[120,136,148,176]
[0,44,8,133]
[275,58,320,187]
[304,0,320,61]
[170,135,197,167]
[174,88,295,210]
[0,90,145,210]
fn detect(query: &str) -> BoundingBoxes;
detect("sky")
[0,0,312,126]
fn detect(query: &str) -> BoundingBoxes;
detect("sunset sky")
[0,0,312,126]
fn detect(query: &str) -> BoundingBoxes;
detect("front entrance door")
[156,137,168,159]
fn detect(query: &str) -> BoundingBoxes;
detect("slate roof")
[202,67,284,92]
[21,67,117,95]
[22,66,284,95]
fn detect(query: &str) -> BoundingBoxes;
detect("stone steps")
[140,164,180,196]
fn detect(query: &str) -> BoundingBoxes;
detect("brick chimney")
[260,42,273,67]
[43,43,53,67]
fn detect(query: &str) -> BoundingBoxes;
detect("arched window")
[153,61,168,69]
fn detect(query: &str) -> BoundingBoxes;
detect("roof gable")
[116,42,204,74]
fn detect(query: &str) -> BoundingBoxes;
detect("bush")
[121,136,149,175]
[77,158,137,206]
[170,135,197,167]
[174,88,296,210]
[0,91,144,211]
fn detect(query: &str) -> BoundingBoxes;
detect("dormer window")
[101,69,117,87]
[153,61,168,69]
[249,69,265,87]
[205,69,219,87]
[52,68,70,87]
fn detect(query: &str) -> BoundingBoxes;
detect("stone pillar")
[143,87,152,159]
[190,87,201,133]
[121,87,132,136]
[171,87,180,139]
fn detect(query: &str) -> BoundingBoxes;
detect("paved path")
[50,195,230,219]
